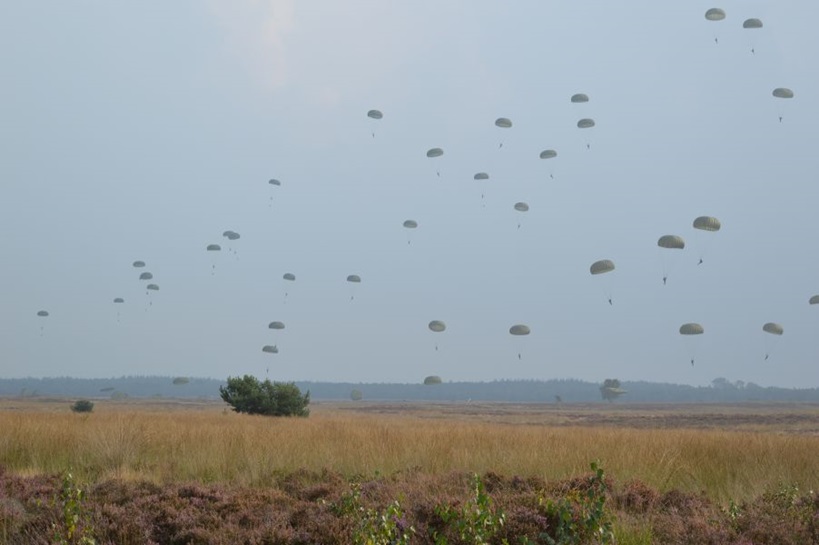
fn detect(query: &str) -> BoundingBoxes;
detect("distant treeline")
[1,376,818,404]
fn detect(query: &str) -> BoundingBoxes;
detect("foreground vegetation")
[0,399,817,542]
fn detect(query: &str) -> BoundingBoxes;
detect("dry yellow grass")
[1,398,817,504]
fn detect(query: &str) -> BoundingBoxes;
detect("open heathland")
[1,398,817,543]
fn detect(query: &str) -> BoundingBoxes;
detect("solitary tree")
[600,379,626,402]
[220,375,310,417]
[70,399,94,413]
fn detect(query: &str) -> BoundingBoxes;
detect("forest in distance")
[1,376,818,404]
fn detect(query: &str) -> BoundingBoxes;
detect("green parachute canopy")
[509,324,530,336]
[428,320,446,333]
[539,149,557,159]
[346,275,361,283]
[590,259,615,275]
[367,109,383,120]
[679,323,704,335]
[146,284,159,291]
[773,88,794,99]
[403,220,418,229]
[495,117,513,128]
[514,202,529,212]
[424,375,442,385]
[743,18,763,29]
[113,298,125,303]
[206,244,221,251]
[426,147,444,158]
[132,260,146,268]
[763,322,783,335]
[705,8,726,21]
[283,273,296,281]
[810,295,819,305]
[139,272,153,280]
[577,118,595,129]
[693,216,721,232]
[268,321,285,330]
[474,172,489,180]
[658,235,685,250]
[262,345,279,354]
[269,179,281,186]
[222,230,240,241]
[37,310,49,317]
[571,93,589,103]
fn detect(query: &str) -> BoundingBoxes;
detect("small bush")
[70,400,94,413]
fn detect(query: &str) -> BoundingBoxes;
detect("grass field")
[1,397,817,505]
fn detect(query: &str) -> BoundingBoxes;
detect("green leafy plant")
[52,471,96,545]
[536,461,614,545]
[433,473,508,545]
[219,375,310,417]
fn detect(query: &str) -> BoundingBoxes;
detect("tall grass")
[1,404,816,504]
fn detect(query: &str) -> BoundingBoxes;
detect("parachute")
[693,216,721,232]
[367,109,383,120]
[679,323,704,335]
[772,88,794,99]
[810,295,819,305]
[146,284,159,291]
[222,231,240,241]
[113,298,125,303]
[206,244,221,251]
[423,375,442,385]
[139,272,153,280]
[571,93,589,103]
[262,345,279,354]
[509,324,530,336]
[283,273,296,281]
[539,150,557,159]
[268,321,286,330]
[132,261,146,268]
[37,310,49,317]
[743,18,762,29]
[705,8,726,21]
[473,172,489,180]
[590,260,615,275]
[268,179,281,186]
[426,148,444,158]
[403,220,418,229]
[428,320,446,333]
[514,202,529,212]
[577,118,595,129]
[763,323,783,335]
[657,235,685,249]
[495,117,512,128]
[346,275,361,283]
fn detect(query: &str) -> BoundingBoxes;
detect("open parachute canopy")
[577,118,595,129]
[346,275,361,283]
[474,172,489,180]
[268,178,281,186]
[693,216,721,232]
[403,219,418,229]
[206,244,221,251]
[283,273,296,281]
[139,272,153,280]
[763,322,784,335]
[37,310,49,317]
[658,235,685,249]
[268,321,285,330]
[495,117,513,128]
[146,284,159,291]
[810,295,819,305]
[514,202,529,212]
[222,230,240,241]
[428,320,446,333]
[571,93,589,103]
[679,323,704,335]
[773,88,794,99]
[539,149,557,159]
[705,8,726,21]
[113,297,125,303]
[426,148,444,158]
[743,18,763,29]
[132,260,145,268]
[262,345,279,354]
[367,109,383,120]
[509,324,530,336]
[590,259,615,275]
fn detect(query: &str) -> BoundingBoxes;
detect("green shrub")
[70,400,94,413]
[219,375,310,417]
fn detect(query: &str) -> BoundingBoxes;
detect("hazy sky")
[2,1,818,387]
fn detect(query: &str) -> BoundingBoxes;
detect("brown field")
[1,398,818,543]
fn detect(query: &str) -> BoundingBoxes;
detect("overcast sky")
[2,1,818,387]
